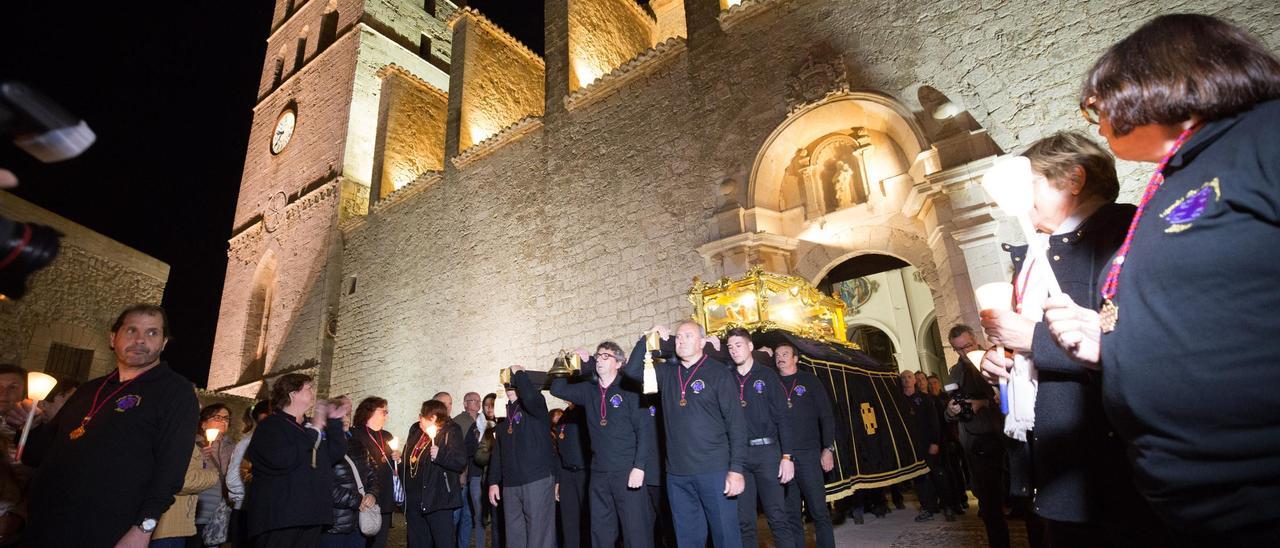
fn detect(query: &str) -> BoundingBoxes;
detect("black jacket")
[325,443,378,534]
[1005,202,1134,523]
[550,374,652,473]
[244,413,348,537]
[350,426,398,511]
[22,363,199,547]
[1099,99,1280,533]
[403,420,466,514]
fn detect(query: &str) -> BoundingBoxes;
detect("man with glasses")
[945,325,1009,548]
[551,342,655,547]
[454,392,484,548]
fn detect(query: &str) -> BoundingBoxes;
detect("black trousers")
[406,506,455,548]
[737,445,795,548]
[557,467,588,548]
[784,449,834,548]
[965,434,1010,548]
[648,484,676,548]
[588,469,652,548]
[252,526,322,548]
[915,453,955,513]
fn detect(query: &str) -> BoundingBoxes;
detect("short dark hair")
[725,327,752,343]
[1023,131,1120,203]
[596,341,624,360]
[198,403,231,435]
[243,400,271,433]
[773,341,798,356]
[483,393,497,405]
[432,391,451,401]
[948,325,974,341]
[353,396,388,430]
[269,373,312,413]
[1081,14,1280,136]
[0,364,26,379]
[419,399,448,423]
[111,304,170,338]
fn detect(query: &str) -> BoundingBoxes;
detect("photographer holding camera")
[944,325,1010,548]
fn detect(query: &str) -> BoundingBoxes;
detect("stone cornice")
[617,0,658,24]
[564,37,687,111]
[376,63,448,98]
[696,231,800,258]
[371,171,444,215]
[451,116,543,169]
[227,180,340,264]
[719,0,786,30]
[447,7,545,69]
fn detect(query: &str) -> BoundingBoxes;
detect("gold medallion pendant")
[599,419,607,427]
[678,398,687,407]
[69,425,86,440]
[787,401,793,409]
[1100,300,1119,333]
[740,400,747,408]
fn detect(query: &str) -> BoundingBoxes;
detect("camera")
[0,81,96,300]
[944,383,975,423]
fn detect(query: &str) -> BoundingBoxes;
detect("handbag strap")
[344,455,366,496]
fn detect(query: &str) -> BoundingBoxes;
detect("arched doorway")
[818,253,946,378]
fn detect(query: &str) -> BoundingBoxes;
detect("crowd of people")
[0,10,1274,548]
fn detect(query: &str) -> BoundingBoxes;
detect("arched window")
[240,251,278,382]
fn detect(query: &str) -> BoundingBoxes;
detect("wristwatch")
[138,518,157,533]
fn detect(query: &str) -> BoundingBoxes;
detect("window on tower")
[294,27,309,74]
[425,0,437,16]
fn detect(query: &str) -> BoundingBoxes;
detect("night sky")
[1,1,543,387]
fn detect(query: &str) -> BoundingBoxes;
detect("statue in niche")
[833,161,855,208]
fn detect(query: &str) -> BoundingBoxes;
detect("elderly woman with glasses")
[193,403,236,545]
[977,131,1166,545]
[1041,14,1280,545]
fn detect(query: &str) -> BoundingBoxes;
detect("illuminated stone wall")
[567,0,656,91]
[330,0,1278,436]
[373,66,449,199]
[0,192,169,381]
[455,10,545,152]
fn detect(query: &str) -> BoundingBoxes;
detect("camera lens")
[0,216,62,300]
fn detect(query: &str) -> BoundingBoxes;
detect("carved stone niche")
[789,129,875,219]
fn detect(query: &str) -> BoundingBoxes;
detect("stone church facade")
[208,0,1278,434]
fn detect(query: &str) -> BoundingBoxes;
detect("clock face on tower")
[271,108,296,155]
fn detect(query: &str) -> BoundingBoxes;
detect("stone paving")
[387,490,1033,547]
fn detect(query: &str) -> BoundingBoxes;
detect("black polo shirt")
[1099,99,1280,531]
[623,336,748,475]
[488,370,556,487]
[731,360,793,455]
[553,404,589,471]
[550,375,651,473]
[22,363,200,546]
[778,370,836,452]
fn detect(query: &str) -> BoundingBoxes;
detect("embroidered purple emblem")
[794,385,807,397]
[690,379,706,394]
[1161,178,1220,233]
[514,411,523,424]
[753,380,765,394]
[610,394,623,408]
[115,395,142,412]
[648,405,656,417]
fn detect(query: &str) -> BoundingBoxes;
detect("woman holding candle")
[978,131,1165,545]
[194,403,236,546]
[401,399,465,547]
[1041,14,1280,545]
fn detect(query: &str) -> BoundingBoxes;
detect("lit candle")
[387,437,399,451]
[425,424,438,440]
[205,428,220,444]
[16,372,58,461]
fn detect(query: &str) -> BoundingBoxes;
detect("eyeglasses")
[595,353,620,362]
[1080,96,1102,125]
[209,415,231,422]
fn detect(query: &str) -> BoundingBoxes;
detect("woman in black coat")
[319,439,378,548]
[401,399,466,548]
[980,132,1165,546]
[244,374,350,547]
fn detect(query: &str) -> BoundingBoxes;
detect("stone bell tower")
[207,0,455,398]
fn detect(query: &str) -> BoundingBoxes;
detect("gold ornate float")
[688,265,856,348]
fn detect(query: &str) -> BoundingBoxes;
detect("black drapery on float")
[688,266,928,502]
[748,329,928,502]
